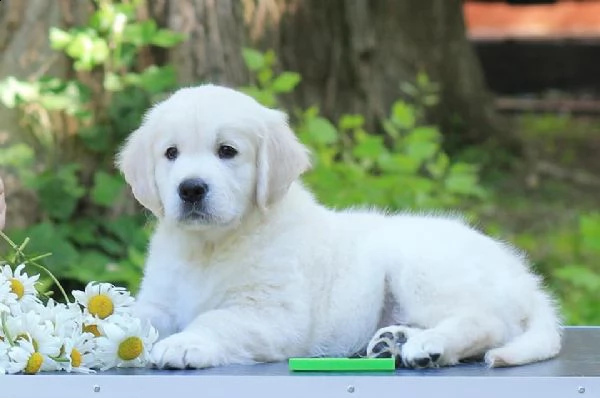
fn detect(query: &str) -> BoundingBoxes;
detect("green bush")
[241,48,486,212]
[529,213,600,325]
[0,0,184,293]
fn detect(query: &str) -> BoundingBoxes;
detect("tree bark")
[164,0,505,148]
[156,0,249,86]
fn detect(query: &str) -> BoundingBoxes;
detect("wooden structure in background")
[463,0,600,111]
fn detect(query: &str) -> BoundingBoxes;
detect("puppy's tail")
[485,291,562,367]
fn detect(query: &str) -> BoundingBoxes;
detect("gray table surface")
[3,327,600,398]
[84,326,600,377]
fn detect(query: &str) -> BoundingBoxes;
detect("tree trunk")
[166,0,506,149]
[152,0,249,86]
[0,0,91,228]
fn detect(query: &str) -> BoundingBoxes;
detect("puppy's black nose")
[178,178,209,203]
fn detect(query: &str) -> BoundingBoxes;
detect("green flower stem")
[17,237,30,253]
[49,355,71,363]
[1,312,15,346]
[28,261,70,304]
[0,230,70,303]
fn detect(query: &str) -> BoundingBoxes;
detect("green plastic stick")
[288,357,395,372]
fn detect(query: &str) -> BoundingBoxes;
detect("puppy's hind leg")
[399,313,507,368]
[366,325,423,367]
[368,314,507,368]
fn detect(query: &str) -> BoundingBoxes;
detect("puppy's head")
[116,85,310,231]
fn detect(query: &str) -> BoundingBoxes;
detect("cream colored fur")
[117,85,562,369]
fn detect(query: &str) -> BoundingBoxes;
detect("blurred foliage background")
[0,0,598,325]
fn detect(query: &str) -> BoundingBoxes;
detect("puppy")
[116,84,561,369]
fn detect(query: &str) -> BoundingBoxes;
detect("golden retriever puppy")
[117,85,561,369]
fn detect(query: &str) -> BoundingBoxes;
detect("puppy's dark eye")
[165,146,179,161]
[217,145,238,159]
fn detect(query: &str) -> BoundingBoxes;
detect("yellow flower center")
[24,352,44,374]
[82,324,101,337]
[88,294,114,319]
[118,336,143,361]
[10,278,24,299]
[71,348,82,368]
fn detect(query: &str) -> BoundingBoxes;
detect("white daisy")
[81,317,104,338]
[40,299,84,338]
[80,309,121,339]
[59,330,96,373]
[7,328,62,374]
[7,338,46,374]
[73,282,134,320]
[95,316,158,370]
[5,311,61,359]
[0,340,10,375]
[0,274,17,313]
[1,264,40,310]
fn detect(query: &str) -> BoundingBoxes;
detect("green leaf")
[122,20,158,47]
[579,213,600,254]
[416,71,431,87]
[306,117,338,145]
[89,4,123,33]
[67,220,99,246]
[38,93,72,111]
[65,33,109,70]
[27,165,85,220]
[7,223,79,272]
[126,65,177,93]
[242,48,265,72]
[378,153,419,174]
[392,101,416,129]
[239,86,276,107]
[0,144,34,168]
[91,38,110,64]
[257,68,273,86]
[0,77,39,108]
[353,135,385,160]
[405,141,438,162]
[65,251,113,283]
[150,29,186,48]
[263,50,277,68]
[554,265,600,291]
[339,114,365,130]
[271,72,301,93]
[408,126,440,142]
[444,164,484,197]
[79,125,111,153]
[104,216,144,245]
[103,72,123,92]
[91,171,125,207]
[97,236,125,256]
[49,28,72,50]
[36,80,88,115]
[66,32,93,59]
[426,153,450,179]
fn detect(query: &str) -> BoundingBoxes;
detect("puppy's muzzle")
[178,178,209,204]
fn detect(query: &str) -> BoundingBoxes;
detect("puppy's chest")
[172,254,249,329]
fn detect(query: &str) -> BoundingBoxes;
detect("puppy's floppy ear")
[116,124,162,216]
[256,110,311,210]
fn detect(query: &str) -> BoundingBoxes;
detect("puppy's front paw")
[133,303,175,341]
[151,331,218,369]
